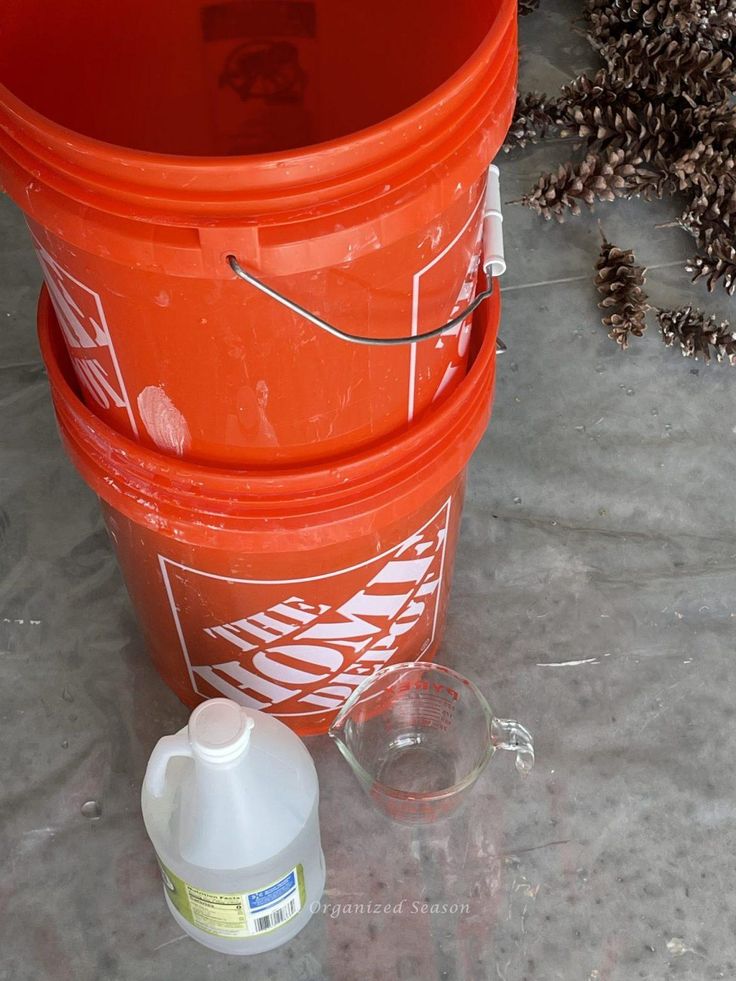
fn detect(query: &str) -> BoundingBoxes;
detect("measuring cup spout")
[327,704,349,744]
[327,703,369,789]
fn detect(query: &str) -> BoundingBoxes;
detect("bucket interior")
[2,0,502,156]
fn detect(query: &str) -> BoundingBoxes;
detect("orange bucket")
[38,285,499,736]
[1,0,516,467]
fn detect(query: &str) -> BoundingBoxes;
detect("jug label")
[159,498,452,721]
[158,859,305,938]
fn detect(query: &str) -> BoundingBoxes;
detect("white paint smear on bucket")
[137,386,191,457]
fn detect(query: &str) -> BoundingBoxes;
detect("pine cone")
[595,233,650,347]
[706,0,736,48]
[519,0,541,14]
[503,92,564,151]
[665,0,736,50]
[585,0,658,46]
[521,149,636,222]
[658,305,736,363]
[690,101,736,146]
[587,0,736,51]
[670,143,736,192]
[519,0,736,318]
[668,102,736,190]
[601,31,736,102]
[679,212,732,252]
[681,187,736,248]
[560,70,639,116]
[687,245,736,295]
[625,160,674,200]
[557,73,719,182]
[564,99,683,165]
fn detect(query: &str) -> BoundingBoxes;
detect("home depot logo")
[32,238,138,436]
[158,499,452,719]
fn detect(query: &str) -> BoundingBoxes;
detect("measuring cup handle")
[491,718,535,775]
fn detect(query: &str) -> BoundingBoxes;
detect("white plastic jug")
[141,698,326,955]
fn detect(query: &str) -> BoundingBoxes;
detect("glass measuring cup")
[329,663,534,824]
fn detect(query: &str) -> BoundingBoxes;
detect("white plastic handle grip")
[483,164,506,278]
[143,730,193,799]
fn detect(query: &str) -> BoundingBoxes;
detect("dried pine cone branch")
[668,101,736,190]
[658,305,736,363]
[690,101,736,148]
[503,92,565,151]
[595,232,650,348]
[687,246,736,295]
[600,32,736,103]
[678,187,736,248]
[519,149,636,221]
[670,143,736,192]
[564,99,685,166]
[560,70,638,116]
[514,0,736,327]
[586,0,736,51]
[625,160,675,200]
[545,74,736,200]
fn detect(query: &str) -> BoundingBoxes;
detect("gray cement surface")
[1,3,735,978]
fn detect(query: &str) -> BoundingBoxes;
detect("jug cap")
[189,698,254,763]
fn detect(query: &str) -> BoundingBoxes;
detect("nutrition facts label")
[158,860,305,938]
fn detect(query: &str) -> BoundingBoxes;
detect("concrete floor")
[2,2,736,979]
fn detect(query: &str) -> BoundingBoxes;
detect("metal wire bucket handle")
[227,165,506,347]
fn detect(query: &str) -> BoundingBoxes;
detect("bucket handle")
[227,165,506,348]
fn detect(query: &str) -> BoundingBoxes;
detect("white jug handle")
[144,730,193,798]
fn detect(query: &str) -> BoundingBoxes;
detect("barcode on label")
[252,896,298,933]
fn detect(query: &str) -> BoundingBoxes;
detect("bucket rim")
[0,1,516,223]
[38,286,497,528]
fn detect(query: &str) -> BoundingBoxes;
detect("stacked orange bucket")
[0,0,517,735]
